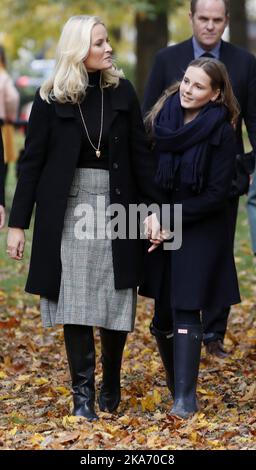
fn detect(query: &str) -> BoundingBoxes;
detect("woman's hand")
[6,228,25,260]
[148,229,172,253]
[144,213,161,239]
[0,205,5,229]
[144,213,164,252]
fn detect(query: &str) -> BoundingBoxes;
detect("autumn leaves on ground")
[0,169,255,450]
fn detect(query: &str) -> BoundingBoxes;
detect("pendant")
[96,150,101,158]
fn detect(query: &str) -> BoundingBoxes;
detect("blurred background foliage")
[0,0,254,97]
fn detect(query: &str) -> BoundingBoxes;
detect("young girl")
[141,58,241,418]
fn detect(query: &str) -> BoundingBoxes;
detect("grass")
[0,133,35,308]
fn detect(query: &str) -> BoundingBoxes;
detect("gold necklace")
[78,78,104,158]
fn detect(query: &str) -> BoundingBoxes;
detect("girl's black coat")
[9,80,160,300]
[139,122,241,310]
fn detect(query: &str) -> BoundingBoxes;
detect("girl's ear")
[211,88,221,102]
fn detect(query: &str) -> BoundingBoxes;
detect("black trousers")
[154,302,201,330]
[155,298,232,344]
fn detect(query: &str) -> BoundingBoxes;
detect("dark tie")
[200,52,214,58]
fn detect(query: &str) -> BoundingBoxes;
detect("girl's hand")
[144,213,161,240]
[148,229,172,253]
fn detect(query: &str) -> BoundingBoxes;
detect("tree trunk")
[229,0,248,49]
[135,8,168,101]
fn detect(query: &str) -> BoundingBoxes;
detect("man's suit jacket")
[143,38,256,153]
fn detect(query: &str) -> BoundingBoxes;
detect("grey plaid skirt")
[40,168,137,331]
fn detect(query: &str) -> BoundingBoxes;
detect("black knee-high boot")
[150,322,174,397]
[171,323,203,419]
[98,328,127,412]
[64,324,98,421]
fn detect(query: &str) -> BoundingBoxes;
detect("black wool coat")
[139,122,241,310]
[143,39,256,244]
[9,79,161,300]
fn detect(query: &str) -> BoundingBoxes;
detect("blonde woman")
[7,16,160,421]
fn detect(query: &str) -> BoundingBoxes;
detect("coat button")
[115,188,121,195]
[113,162,119,170]
[114,136,119,143]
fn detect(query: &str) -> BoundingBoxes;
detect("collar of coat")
[54,83,129,120]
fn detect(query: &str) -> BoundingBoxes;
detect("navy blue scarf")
[154,92,228,192]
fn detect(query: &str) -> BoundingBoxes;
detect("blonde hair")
[40,15,124,104]
[145,58,240,133]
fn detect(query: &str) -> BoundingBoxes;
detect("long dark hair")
[145,58,240,132]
